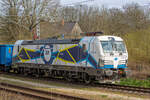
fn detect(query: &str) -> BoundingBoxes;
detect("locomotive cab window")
[101,41,126,53]
[18,46,20,52]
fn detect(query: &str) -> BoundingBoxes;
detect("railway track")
[97,83,150,94]
[0,82,89,100]
[1,71,150,96]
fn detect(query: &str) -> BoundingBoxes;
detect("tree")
[123,3,150,31]
[0,0,59,42]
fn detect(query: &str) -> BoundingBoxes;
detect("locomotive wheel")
[23,72,28,76]
[66,77,73,82]
[35,74,40,78]
[65,74,73,82]
[14,69,19,74]
[64,72,73,82]
[112,72,118,81]
[83,73,91,84]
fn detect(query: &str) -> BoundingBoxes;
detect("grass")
[118,78,150,88]
[101,95,108,98]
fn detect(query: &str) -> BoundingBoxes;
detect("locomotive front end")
[98,36,128,81]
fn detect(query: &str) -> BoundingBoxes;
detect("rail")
[97,83,150,94]
[0,82,89,100]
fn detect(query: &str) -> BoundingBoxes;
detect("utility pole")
[35,1,41,40]
[36,15,40,40]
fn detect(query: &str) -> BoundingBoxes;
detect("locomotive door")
[87,37,95,67]
[79,42,87,67]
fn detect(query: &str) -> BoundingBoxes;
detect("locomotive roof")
[98,36,123,41]
[80,36,123,42]
[15,35,123,45]
[20,38,80,45]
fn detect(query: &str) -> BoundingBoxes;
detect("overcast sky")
[61,0,150,8]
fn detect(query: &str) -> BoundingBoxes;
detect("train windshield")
[101,41,113,53]
[101,41,126,53]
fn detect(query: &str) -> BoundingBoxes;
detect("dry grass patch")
[0,91,38,100]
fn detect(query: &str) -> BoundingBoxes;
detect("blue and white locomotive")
[12,33,128,83]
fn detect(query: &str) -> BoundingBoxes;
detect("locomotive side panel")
[12,43,98,69]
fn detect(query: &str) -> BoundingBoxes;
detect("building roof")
[39,20,83,39]
[56,22,76,34]
[40,21,77,36]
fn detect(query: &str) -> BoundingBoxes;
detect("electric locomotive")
[12,32,128,83]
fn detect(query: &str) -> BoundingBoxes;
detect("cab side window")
[82,44,86,52]
[18,46,20,52]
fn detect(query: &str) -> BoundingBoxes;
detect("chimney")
[61,19,64,26]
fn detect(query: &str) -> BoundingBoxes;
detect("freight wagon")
[0,45,13,71]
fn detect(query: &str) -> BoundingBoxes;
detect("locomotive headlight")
[125,60,128,63]
[119,52,123,56]
[125,56,128,59]
[121,56,128,59]
[125,60,128,67]
[99,59,104,67]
